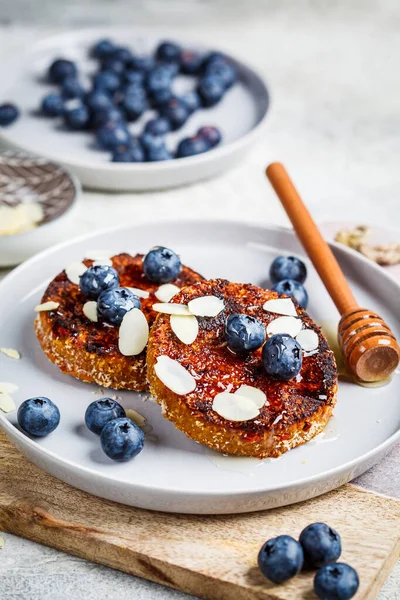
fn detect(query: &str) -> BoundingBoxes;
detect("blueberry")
[41,94,65,117]
[197,126,222,147]
[112,145,145,162]
[62,76,85,99]
[96,122,131,150]
[314,564,359,600]
[144,117,171,136]
[79,264,120,299]
[159,98,189,130]
[112,46,133,65]
[97,287,141,326]
[85,90,113,112]
[180,50,203,75]
[91,38,116,59]
[0,103,19,126]
[150,87,174,108]
[100,417,144,462]
[258,535,304,584]
[205,61,237,89]
[180,91,201,114]
[48,58,77,84]
[270,256,307,284]
[299,523,341,568]
[123,69,145,86]
[122,94,148,121]
[143,246,181,283]
[140,133,166,153]
[64,105,90,130]
[100,57,125,75]
[155,41,181,64]
[121,84,147,101]
[92,106,124,128]
[85,398,126,435]
[272,279,308,309]
[130,55,155,72]
[176,135,210,158]
[146,66,173,93]
[147,147,173,162]
[93,70,121,93]
[224,314,265,354]
[262,333,302,380]
[17,397,60,437]
[198,75,225,107]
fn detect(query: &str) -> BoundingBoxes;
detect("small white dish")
[0,151,79,267]
[0,27,270,191]
[0,221,399,514]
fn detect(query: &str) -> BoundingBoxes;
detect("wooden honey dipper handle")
[266,162,358,315]
[266,162,400,382]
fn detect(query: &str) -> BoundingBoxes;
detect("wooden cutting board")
[0,430,399,600]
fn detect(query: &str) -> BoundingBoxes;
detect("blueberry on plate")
[143,246,181,284]
[85,89,113,112]
[204,60,237,89]
[112,144,145,163]
[0,103,20,126]
[146,65,173,94]
[79,264,120,299]
[91,106,124,128]
[299,522,342,568]
[225,314,265,354]
[144,117,171,136]
[41,93,65,117]
[159,98,189,130]
[62,76,85,99]
[262,333,302,380]
[272,279,308,309]
[146,147,174,162]
[130,55,155,72]
[100,57,125,75]
[197,75,225,107]
[270,255,307,284]
[180,50,203,75]
[100,417,145,462]
[96,122,131,150]
[97,287,141,326]
[258,535,304,584]
[85,398,126,435]
[155,40,181,64]
[64,105,90,130]
[122,94,148,122]
[18,397,60,437]
[91,39,116,60]
[197,126,222,147]
[93,70,121,94]
[48,58,77,84]
[314,563,359,600]
[176,135,210,158]
[180,91,201,114]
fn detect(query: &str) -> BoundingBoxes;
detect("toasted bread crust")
[147,279,338,457]
[35,253,203,391]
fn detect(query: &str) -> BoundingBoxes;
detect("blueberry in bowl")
[314,563,359,600]
[62,76,85,99]
[64,105,90,130]
[225,314,266,354]
[100,417,145,461]
[143,246,181,283]
[146,65,173,94]
[197,75,225,107]
[204,60,237,89]
[272,279,308,309]
[85,89,113,112]
[122,94,148,122]
[262,333,302,380]
[270,255,307,284]
[93,70,121,94]
[111,46,134,65]
[123,69,145,86]
[180,91,201,114]
[0,103,20,127]
[97,287,141,326]
[258,535,304,583]
[41,94,65,117]
[91,106,124,129]
[197,126,222,148]
[85,398,126,435]
[79,264,120,299]
[144,117,171,137]
[176,136,210,158]
[180,50,203,75]
[299,522,342,568]
[112,144,145,163]
[17,397,60,437]
[155,40,181,64]
[100,57,125,75]
[91,38,116,60]
[150,88,174,108]
[140,133,167,155]
[96,122,131,150]
[130,55,155,72]
[147,147,174,162]
[48,58,77,84]
[159,98,189,130]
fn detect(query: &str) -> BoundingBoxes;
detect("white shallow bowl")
[0,28,270,191]
[0,151,80,267]
[1,221,399,514]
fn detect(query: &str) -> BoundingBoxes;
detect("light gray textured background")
[1,0,400,598]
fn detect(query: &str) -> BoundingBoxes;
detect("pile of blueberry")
[258,523,359,599]
[224,255,308,381]
[0,39,235,162]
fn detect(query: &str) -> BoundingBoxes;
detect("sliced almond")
[93,259,113,267]
[263,298,297,317]
[118,308,149,356]
[0,535,4,549]
[0,348,20,360]
[83,301,98,322]
[0,394,16,413]
[235,385,267,409]
[125,408,146,429]
[65,261,87,285]
[212,392,260,422]
[296,329,319,352]
[267,316,302,338]
[187,296,225,317]
[154,356,196,395]
[85,250,113,261]
[153,303,191,316]
[0,382,18,394]
[155,283,180,303]
[34,301,60,312]
[170,314,199,345]
[126,287,150,299]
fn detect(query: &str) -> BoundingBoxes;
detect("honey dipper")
[266,162,400,382]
